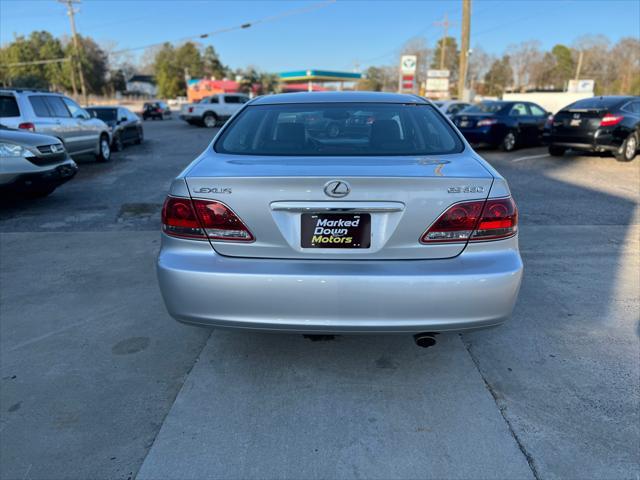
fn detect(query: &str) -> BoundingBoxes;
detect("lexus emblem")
[324,180,350,198]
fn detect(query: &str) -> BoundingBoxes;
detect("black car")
[86,106,143,151]
[452,101,550,151]
[142,101,171,121]
[547,96,639,162]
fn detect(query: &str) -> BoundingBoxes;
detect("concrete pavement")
[1,119,638,479]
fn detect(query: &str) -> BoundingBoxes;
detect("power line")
[0,57,71,68]
[109,0,336,56]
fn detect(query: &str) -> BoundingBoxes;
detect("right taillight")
[161,196,254,241]
[18,122,35,132]
[600,114,623,127]
[421,197,518,243]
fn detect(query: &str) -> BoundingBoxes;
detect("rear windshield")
[464,102,508,114]
[214,103,464,156]
[566,97,626,110]
[88,108,116,121]
[0,95,20,117]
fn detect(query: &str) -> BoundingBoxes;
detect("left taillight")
[421,197,518,243]
[162,196,254,241]
[18,122,35,132]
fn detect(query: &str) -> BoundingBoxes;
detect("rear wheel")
[203,112,217,128]
[112,133,123,152]
[548,145,566,157]
[96,134,111,162]
[614,133,637,162]
[500,131,518,152]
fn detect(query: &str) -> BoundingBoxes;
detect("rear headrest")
[370,119,401,145]
[276,123,305,145]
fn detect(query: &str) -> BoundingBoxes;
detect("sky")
[1,0,639,72]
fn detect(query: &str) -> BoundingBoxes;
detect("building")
[187,79,240,102]
[125,75,157,97]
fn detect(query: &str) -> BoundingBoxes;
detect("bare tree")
[507,41,543,92]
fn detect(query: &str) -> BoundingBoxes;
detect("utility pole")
[434,13,450,70]
[458,0,471,100]
[574,50,584,80]
[59,0,87,105]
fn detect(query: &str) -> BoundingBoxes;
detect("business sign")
[427,69,450,78]
[426,78,449,92]
[400,55,417,74]
[567,79,595,93]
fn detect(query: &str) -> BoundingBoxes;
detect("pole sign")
[399,55,417,93]
[426,69,450,98]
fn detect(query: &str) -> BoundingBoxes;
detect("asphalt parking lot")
[1,118,638,479]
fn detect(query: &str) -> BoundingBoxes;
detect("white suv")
[0,89,112,162]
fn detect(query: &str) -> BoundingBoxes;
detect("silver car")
[0,125,77,197]
[0,89,111,162]
[157,92,523,338]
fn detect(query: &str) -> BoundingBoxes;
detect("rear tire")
[202,112,217,128]
[614,133,638,162]
[96,134,111,162]
[500,131,518,152]
[112,133,123,152]
[548,145,566,157]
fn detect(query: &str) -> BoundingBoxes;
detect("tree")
[153,43,182,98]
[358,66,386,91]
[483,55,513,97]
[176,42,203,79]
[237,67,260,94]
[69,35,108,94]
[202,46,228,79]
[507,41,543,92]
[0,31,67,89]
[608,37,640,94]
[551,44,574,88]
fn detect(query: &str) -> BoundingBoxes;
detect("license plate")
[301,213,371,248]
[570,118,581,127]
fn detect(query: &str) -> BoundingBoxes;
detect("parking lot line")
[137,332,534,480]
[511,153,551,163]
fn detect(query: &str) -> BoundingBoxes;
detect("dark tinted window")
[464,102,509,114]
[45,97,71,117]
[215,103,464,156]
[29,96,53,117]
[209,96,219,104]
[224,95,249,104]
[88,108,117,122]
[567,97,627,110]
[0,95,20,117]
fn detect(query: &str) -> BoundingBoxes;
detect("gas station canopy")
[279,70,362,91]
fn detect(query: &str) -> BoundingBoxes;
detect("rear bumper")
[549,129,624,152]
[458,126,503,146]
[156,235,523,333]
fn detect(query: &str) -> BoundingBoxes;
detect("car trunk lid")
[184,152,494,260]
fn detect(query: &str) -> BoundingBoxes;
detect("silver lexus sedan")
[157,92,523,339]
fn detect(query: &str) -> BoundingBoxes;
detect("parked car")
[142,101,171,120]
[452,100,549,151]
[179,94,250,127]
[0,125,78,198]
[546,96,639,162]
[157,92,522,344]
[86,106,143,151]
[433,100,472,118]
[0,89,112,161]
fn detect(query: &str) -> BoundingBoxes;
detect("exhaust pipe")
[414,332,438,348]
